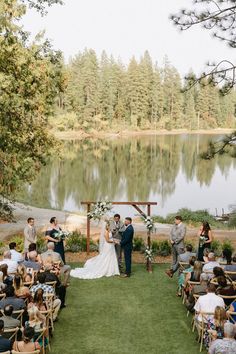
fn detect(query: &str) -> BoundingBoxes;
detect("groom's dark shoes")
[121,273,130,278]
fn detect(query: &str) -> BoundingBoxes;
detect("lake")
[17,134,236,218]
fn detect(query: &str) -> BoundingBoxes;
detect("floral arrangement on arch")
[87,200,113,220]
[145,246,154,262]
[143,215,155,233]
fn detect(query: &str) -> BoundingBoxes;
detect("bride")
[70,221,120,279]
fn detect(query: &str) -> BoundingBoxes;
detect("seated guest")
[217,249,232,265]
[0,264,13,287]
[185,260,203,284]
[28,289,47,312]
[203,248,211,263]
[13,274,31,299]
[25,243,42,264]
[25,306,46,347]
[23,251,41,271]
[177,256,196,296]
[203,253,220,275]
[41,242,71,286]
[0,251,18,274]
[0,286,25,312]
[208,322,236,354]
[194,283,225,322]
[0,272,6,294]
[179,244,196,263]
[13,326,40,352]
[0,319,12,352]
[185,273,209,312]
[224,254,236,281]
[2,305,20,329]
[204,306,228,349]
[9,242,23,263]
[216,276,236,306]
[17,264,33,284]
[227,299,236,323]
[44,262,67,308]
[30,272,61,321]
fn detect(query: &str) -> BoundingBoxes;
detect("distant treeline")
[54,49,236,131]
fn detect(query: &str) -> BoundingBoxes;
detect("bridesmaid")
[197,221,213,261]
[45,217,65,263]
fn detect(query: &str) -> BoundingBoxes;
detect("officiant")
[110,214,125,270]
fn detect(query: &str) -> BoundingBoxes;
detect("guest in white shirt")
[0,251,18,274]
[194,283,225,322]
[203,253,220,274]
[9,242,23,263]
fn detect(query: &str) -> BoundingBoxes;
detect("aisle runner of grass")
[51,264,201,354]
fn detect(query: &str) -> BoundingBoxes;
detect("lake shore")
[54,128,235,140]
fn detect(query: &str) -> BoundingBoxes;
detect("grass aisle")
[51,264,201,354]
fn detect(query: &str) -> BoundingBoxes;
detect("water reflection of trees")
[18,135,234,210]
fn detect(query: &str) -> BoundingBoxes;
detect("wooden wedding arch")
[81,201,157,271]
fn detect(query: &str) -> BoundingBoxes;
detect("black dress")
[197,231,211,262]
[45,227,65,263]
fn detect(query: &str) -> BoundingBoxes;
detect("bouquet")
[199,236,207,247]
[53,230,71,242]
[87,201,113,220]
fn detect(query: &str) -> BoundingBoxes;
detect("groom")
[120,217,134,278]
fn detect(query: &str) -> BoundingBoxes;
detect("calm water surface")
[18,134,236,217]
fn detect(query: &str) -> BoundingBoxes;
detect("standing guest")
[41,242,70,286]
[203,253,220,275]
[165,216,186,278]
[208,322,236,354]
[9,242,23,263]
[120,217,134,278]
[24,218,37,254]
[0,286,25,312]
[13,326,41,352]
[45,217,65,263]
[194,284,225,323]
[23,251,41,271]
[0,251,18,275]
[110,214,125,271]
[2,305,20,329]
[197,221,213,261]
[0,319,12,352]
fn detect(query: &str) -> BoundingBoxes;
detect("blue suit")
[120,224,134,276]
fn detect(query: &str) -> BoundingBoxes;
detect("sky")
[22,0,236,76]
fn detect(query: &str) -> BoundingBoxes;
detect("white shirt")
[0,259,18,274]
[194,293,225,322]
[202,261,220,273]
[10,249,23,263]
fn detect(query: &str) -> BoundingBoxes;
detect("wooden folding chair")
[23,281,34,289]
[0,351,10,354]
[12,351,40,354]
[218,294,236,310]
[225,271,236,283]
[0,293,6,300]
[34,327,47,354]
[3,326,19,341]
[195,312,214,352]
[182,281,200,305]
[45,281,57,290]
[179,262,189,272]
[44,293,55,332]
[40,309,53,350]
[0,309,24,327]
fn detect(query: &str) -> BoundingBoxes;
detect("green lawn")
[51,264,202,354]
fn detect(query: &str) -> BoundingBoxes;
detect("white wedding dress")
[70,222,120,279]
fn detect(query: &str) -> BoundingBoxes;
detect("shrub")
[222,239,234,254]
[0,241,5,255]
[36,235,47,253]
[211,240,222,257]
[10,235,24,253]
[133,237,145,251]
[151,240,172,256]
[65,230,98,252]
[0,200,14,222]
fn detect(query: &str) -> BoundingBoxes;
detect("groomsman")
[165,215,186,278]
[24,217,37,253]
[110,214,125,270]
[120,217,134,278]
